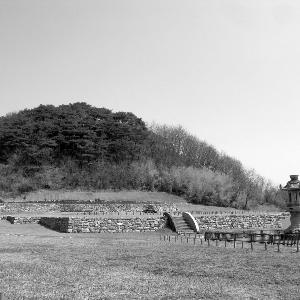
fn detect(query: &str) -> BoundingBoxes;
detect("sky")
[1,0,300,185]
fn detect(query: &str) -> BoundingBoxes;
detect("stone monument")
[282,175,300,232]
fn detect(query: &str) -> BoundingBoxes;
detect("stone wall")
[195,213,289,231]
[0,202,178,215]
[6,215,166,233]
[67,217,166,233]
[1,203,60,214]
[4,212,290,233]
[6,216,41,224]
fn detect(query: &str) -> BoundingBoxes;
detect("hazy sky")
[1,0,300,185]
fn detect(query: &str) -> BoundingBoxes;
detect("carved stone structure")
[282,175,300,232]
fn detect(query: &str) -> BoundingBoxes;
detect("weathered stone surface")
[22,216,167,233]
[195,213,289,230]
[0,202,179,215]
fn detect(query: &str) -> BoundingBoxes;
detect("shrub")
[166,167,235,206]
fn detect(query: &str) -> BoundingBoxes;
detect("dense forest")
[0,102,285,209]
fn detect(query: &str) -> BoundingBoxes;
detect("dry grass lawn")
[0,220,299,300]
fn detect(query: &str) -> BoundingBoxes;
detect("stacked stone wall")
[5,216,166,233]
[66,217,166,233]
[195,213,289,231]
[0,202,178,215]
[0,203,60,214]
[3,212,290,232]
[6,216,41,224]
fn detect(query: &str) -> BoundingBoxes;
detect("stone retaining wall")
[66,217,166,233]
[0,203,60,214]
[5,215,166,233]
[0,202,178,215]
[195,213,289,231]
[6,216,41,224]
[4,212,289,232]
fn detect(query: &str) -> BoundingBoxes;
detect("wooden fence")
[160,231,300,252]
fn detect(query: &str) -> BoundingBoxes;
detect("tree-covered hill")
[0,103,285,209]
[0,103,148,166]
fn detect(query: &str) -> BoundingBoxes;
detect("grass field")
[0,220,299,300]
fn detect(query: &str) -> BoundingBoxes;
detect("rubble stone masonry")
[3,212,289,232]
[195,213,289,231]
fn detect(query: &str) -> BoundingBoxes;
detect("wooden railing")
[160,231,300,252]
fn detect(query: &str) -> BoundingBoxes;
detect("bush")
[166,167,235,206]
[16,182,35,194]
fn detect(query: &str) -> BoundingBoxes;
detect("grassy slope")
[6,190,184,203]
[0,221,299,300]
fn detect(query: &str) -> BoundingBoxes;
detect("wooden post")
[200,238,203,245]
[242,241,244,249]
[264,242,267,251]
[250,235,253,251]
[225,240,227,248]
[194,237,196,245]
[297,234,299,252]
[271,234,274,245]
[277,242,280,252]
[168,236,171,242]
[208,238,210,247]
[234,234,236,248]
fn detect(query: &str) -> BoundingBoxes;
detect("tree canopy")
[0,103,148,165]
